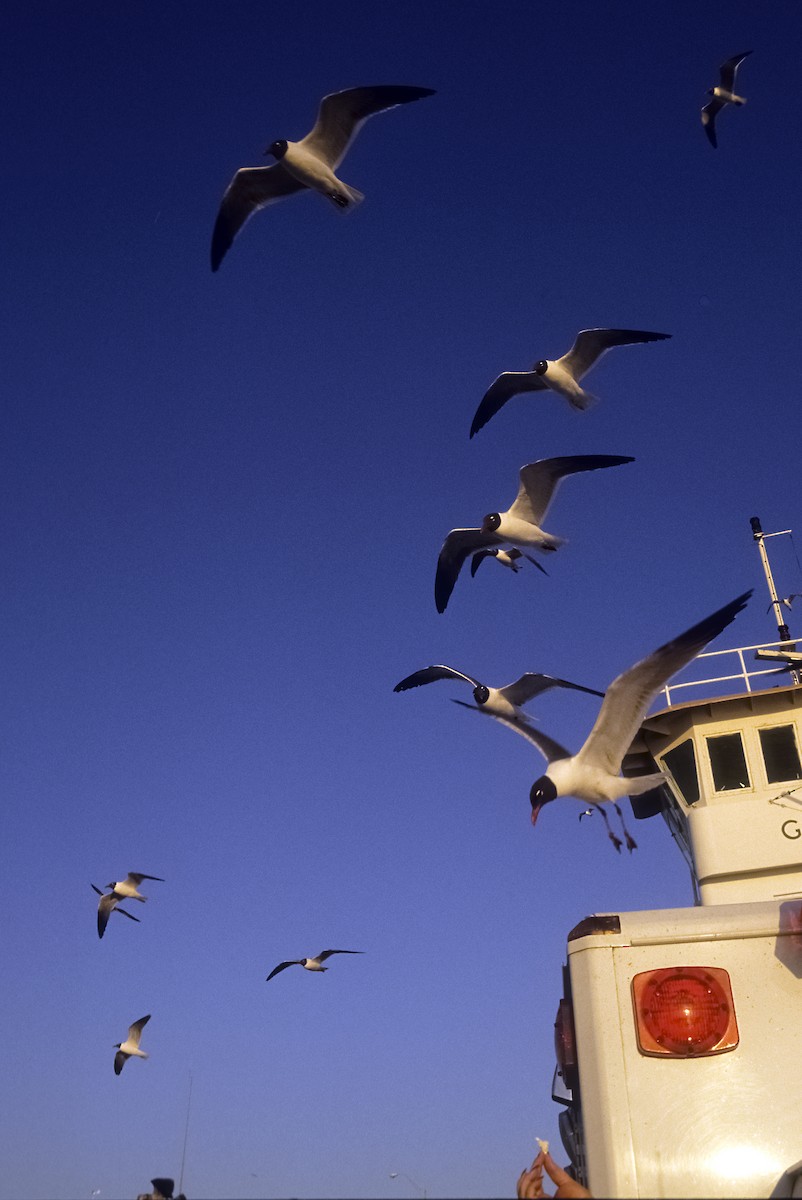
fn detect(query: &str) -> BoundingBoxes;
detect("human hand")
[516,1150,592,1198]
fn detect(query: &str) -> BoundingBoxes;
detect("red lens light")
[554,998,578,1087]
[632,966,738,1058]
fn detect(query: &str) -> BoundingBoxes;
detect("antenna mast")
[750,516,793,641]
[177,1071,193,1198]
[750,516,799,684]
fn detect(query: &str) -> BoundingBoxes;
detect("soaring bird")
[266,949,364,982]
[104,873,164,903]
[394,666,603,743]
[114,1014,151,1075]
[470,547,547,579]
[434,454,634,613]
[91,883,141,939]
[211,84,435,270]
[701,52,752,148]
[523,591,752,851]
[469,328,671,436]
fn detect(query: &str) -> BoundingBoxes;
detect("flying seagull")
[91,883,141,939]
[114,1014,151,1075]
[104,872,164,903]
[435,454,634,613]
[469,328,671,436]
[767,594,801,613]
[470,547,548,578]
[266,949,364,982]
[521,590,751,851]
[211,84,436,270]
[701,52,752,148]
[394,666,603,743]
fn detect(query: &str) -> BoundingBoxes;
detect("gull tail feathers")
[567,390,598,413]
[328,183,365,211]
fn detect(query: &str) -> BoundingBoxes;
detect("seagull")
[393,662,600,744]
[435,454,634,613]
[469,328,671,436]
[394,665,603,744]
[211,84,436,270]
[767,594,802,613]
[701,52,752,148]
[91,883,141,939]
[114,1014,151,1075]
[470,547,548,579]
[104,872,164,903]
[266,949,364,982]
[522,590,751,851]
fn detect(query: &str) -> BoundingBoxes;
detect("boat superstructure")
[550,519,802,1198]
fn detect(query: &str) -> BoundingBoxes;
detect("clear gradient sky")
[3,2,802,1198]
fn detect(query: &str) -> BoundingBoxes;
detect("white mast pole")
[177,1071,193,1198]
[750,516,799,684]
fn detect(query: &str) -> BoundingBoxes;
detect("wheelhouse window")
[661,739,700,805]
[707,732,750,792]
[759,724,802,784]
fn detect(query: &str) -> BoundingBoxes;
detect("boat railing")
[662,638,800,706]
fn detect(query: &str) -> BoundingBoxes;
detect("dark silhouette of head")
[529,775,557,826]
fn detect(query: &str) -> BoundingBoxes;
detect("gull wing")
[126,873,165,884]
[317,949,364,961]
[113,907,141,924]
[469,372,548,438]
[266,960,301,982]
[509,455,634,524]
[114,1050,128,1075]
[719,50,752,92]
[498,673,604,706]
[560,329,671,381]
[435,528,503,613]
[514,550,549,574]
[300,85,435,168]
[578,590,752,774]
[701,98,725,147]
[470,549,497,576]
[211,165,304,271]
[96,890,118,939]
[128,1014,151,1046]
[452,700,572,761]
[394,665,480,691]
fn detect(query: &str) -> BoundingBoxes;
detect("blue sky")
[2,2,802,1197]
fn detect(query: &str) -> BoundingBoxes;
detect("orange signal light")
[631,966,739,1058]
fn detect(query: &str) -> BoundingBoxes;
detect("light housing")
[631,965,739,1057]
[554,997,578,1089]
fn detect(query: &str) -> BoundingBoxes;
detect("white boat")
[550,519,802,1198]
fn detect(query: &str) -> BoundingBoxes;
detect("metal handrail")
[662,638,799,705]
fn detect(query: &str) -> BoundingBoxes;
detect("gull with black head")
[435,454,634,613]
[470,328,671,437]
[211,84,435,270]
[266,949,364,982]
[114,1014,151,1075]
[701,52,752,148]
[104,872,164,903]
[522,591,752,851]
[394,665,603,744]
